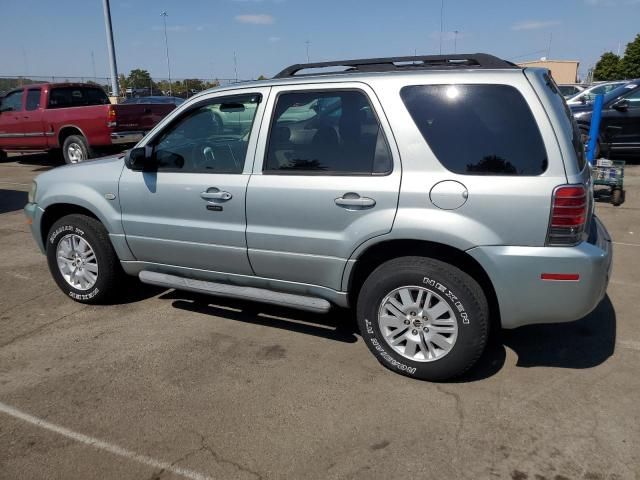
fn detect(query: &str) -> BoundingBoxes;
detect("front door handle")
[335,193,376,208]
[201,189,232,201]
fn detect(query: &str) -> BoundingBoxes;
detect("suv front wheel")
[46,214,123,304]
[357,257,489,381]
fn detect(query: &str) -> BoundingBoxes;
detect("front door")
[245,84,401,290]
[119,89,269,275]
[22,87,46,148]
[604,86,640,151]
[0,89,25,150]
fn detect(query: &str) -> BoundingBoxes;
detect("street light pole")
[439,0,444,54]
[454,30,459,53]
[102,0,119,97]
[161,11,172,96]
[305,40,310,63]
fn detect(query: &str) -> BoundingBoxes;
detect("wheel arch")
[57,125,87,148]
[345,239,501,329]
[40,203,100,247]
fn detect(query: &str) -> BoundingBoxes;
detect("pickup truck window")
[48,87,110,109]
[0,90,23,112]
[153,94,261,174]
[26,89,41,111]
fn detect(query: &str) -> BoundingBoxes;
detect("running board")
[139,271,331,314]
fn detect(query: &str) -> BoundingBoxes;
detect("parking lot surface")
[1,153,639,480]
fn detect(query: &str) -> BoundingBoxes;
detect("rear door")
[22,87,46,148]
[119,88,268,275]
[245,83,401,290]
[0,89,25,149]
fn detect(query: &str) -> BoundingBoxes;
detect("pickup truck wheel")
[0,150,7,162]
[46,214,123,304]
[357,257,489,381]
[62,135,92,164]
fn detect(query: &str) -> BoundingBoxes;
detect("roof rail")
[274,53,518,78]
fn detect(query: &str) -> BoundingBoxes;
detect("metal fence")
[0,75,253,99]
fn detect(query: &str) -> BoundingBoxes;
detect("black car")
[121,96,185,106]
[570,80,640,157]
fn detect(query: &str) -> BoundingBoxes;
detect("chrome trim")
[111,131,146,144]
[0,133,25,138]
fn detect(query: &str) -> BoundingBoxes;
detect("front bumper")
[468,216,612,329]
[24,203,46,254]
[110,131,146,145]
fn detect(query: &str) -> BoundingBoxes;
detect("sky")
[1,0,639,82]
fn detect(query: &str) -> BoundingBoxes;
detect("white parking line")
[0,402,213,480]
[612,241,640,247]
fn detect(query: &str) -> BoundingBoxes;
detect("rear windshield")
[542,73,586,171]
[401,84,548,175]
[48,86,110,109]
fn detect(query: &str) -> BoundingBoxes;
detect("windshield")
[603,82,639,103]
[569,82,624,103]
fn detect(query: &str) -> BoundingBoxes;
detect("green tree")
[257,74,268,80]
[621,33,640,79]
[127,68,153,89]
[593,52,622,81]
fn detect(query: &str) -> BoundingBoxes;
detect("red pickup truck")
[0,83,176,163]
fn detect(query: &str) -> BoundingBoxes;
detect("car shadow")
[455,294,616,382]
[0,189,28,214]
[154,289,615,380]
[160,290,359,343]
[5,152,63,169]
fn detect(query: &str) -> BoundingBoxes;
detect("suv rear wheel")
[46,214,123,304]
[357,257,489,381]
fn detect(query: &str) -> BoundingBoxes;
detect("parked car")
[571,79,640,156]
[122,96,185,106]
[0,83,177,163]
[24,54,612,381]
[557,83,585,98]
[566,81,626,105]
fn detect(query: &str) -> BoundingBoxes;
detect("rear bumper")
[110,131,145,145]
[467,216,612,329]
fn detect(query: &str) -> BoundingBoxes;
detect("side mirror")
[124,146,154,171]
[612,99,629,112]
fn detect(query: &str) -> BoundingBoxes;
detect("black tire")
[0,149,7,162]
[62,134,93,164]
[46,214,123,304]
[357,257,489,381]
[611,188,623,206]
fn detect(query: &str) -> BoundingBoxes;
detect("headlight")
[28,181,37,203]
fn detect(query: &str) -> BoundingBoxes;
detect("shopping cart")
[592,158,625,206]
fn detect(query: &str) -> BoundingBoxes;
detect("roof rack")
[274,53,518,78]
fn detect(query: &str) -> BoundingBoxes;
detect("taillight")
[546,185,588,246]
[107,105,117,127]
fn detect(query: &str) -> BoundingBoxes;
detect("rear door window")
[401,84,548,175]
[48,87,110,108]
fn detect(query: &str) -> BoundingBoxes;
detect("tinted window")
[48,87,110,108]
[264,90,392,175]
[623,86,640,105]
[26,89,41,111]
[1,90,23,112]
[153,94,261,173]
[401,84,547,175]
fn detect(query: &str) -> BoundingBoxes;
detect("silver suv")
[24,54,612,381]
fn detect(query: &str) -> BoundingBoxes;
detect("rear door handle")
[335,193,376,208]
[201,189,232,201]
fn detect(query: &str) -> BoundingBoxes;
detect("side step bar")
[139,271,332,314]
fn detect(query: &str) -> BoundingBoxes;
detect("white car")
[566,81,626,105]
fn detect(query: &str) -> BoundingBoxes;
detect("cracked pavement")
[0,153,639,480]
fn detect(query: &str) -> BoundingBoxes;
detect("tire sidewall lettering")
[49,225,86,245]
[423,276,470,325]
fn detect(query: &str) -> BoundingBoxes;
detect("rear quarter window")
[401,84,548,175]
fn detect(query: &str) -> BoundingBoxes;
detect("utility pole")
[546,32,553,59]
[161,11,172,96]
[233,51,238,82]
[453,30,459,53]
[439,0,444,54]
[91,51,97,82]
[305,40,311,63]
[101,0,119,97]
